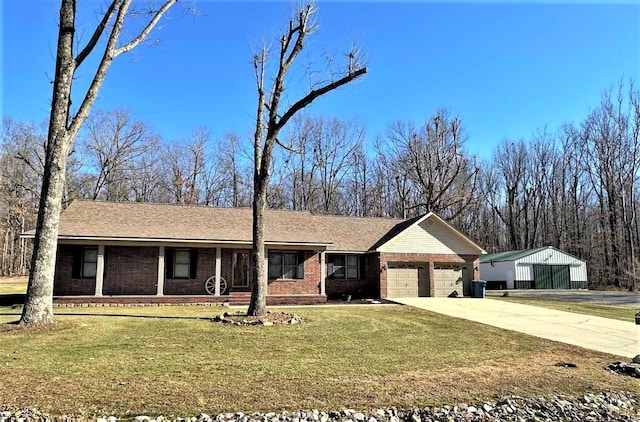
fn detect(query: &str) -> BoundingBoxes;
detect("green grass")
[495,297,638,322]
[0,276,27,295]
[0,305,637,418]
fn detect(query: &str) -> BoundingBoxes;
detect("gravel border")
[1,391,639,421]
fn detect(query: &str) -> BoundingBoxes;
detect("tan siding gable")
[377,218,479,255]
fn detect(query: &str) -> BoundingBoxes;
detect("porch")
[52,292,327,306]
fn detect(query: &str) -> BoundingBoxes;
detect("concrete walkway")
[389,297,639,358]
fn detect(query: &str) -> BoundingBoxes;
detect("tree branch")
[75,0,120,68]
[275,67,367,133]
[112,0,177,57]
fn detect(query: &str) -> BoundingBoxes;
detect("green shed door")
[533,264,571,289]
[533,265,552,289]
[551,265,570,289]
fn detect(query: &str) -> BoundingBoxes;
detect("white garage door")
[387,263,428,298]
[433,265,463,297]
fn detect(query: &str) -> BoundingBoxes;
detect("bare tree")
[386,110,480,220]
[249,3,367,316]
[81,109,158,201]
[314,117,364,214]
[22,0,178,325]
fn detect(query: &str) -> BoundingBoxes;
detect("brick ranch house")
[25,201,486,305]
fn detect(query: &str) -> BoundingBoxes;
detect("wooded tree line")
[2,81,637,290]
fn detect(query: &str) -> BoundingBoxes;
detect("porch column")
[94,245,105,296]
[264,250,269,291]
[320,251,326,295]
[214,247,222,296]
[157,246,165,296]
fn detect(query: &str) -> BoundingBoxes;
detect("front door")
[232,251,251,290]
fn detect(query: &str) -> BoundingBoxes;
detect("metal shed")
[479,246,588,290]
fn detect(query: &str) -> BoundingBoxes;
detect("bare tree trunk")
[21,0,177,325]
[247,3,366,316]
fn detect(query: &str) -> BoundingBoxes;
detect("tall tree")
[21,0,177,325]
[249,3,367,316]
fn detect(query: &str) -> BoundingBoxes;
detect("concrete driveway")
[389,297,639,358]
[486,290,640,306]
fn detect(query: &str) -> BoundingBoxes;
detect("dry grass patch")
[0,305,637,418]
[0,276,27,295]
[495,296,638,322]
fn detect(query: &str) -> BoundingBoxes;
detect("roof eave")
[374,212,486,254]
[50,235,332,248]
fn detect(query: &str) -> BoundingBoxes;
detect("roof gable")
[480,246,585,264]
[375,213,486,255]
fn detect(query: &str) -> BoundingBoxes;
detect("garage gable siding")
[377,218,479,255]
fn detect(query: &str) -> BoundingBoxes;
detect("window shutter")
[359,255,365,280]
[297,251,305,279]
[165,248,174,279]
[190,249,199,279]
[72,247,82,278]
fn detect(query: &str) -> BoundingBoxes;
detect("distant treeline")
[2,80,638,290]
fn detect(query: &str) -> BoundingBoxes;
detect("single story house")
[26,201,486,304]
[479,246,588,290]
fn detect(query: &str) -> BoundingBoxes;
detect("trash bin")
[472,280,487,298]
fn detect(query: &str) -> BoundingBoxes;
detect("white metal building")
[479,246,588,290]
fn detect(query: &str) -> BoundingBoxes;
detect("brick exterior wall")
[165,248,211,295]
[267,250,321,295]
[54,245,96,296]
[378,252,480,298]
[325,254,379,299]
[103,246,158,295]
[54,244,479,300]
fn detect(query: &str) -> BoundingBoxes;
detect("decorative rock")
[1,391,640,421]
[633,354,640,364]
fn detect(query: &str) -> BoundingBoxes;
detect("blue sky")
[2,1,639,159]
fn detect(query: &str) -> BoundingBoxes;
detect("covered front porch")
[54,240,331,300]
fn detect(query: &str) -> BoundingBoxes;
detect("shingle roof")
[479,247,550,263]
[51,200,405,252]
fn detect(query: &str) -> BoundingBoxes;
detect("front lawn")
[495,297,638,322]
[0,276,27,295]
[0,305,636,418]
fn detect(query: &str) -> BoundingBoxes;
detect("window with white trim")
[268,251,304,279]
[72,246,98,279]
[165,248,198,279]
[173,249,191,278]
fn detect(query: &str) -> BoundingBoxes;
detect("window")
[166,248,198,279]
[268,251,304,279]
[72,247,98,279]
[174,249,190,278]
[328,254,362,279]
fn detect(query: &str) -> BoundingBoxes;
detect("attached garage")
[386,263,429,298]
[433,264,469,297]
[479,246,588,290]
[376,213,486,299]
